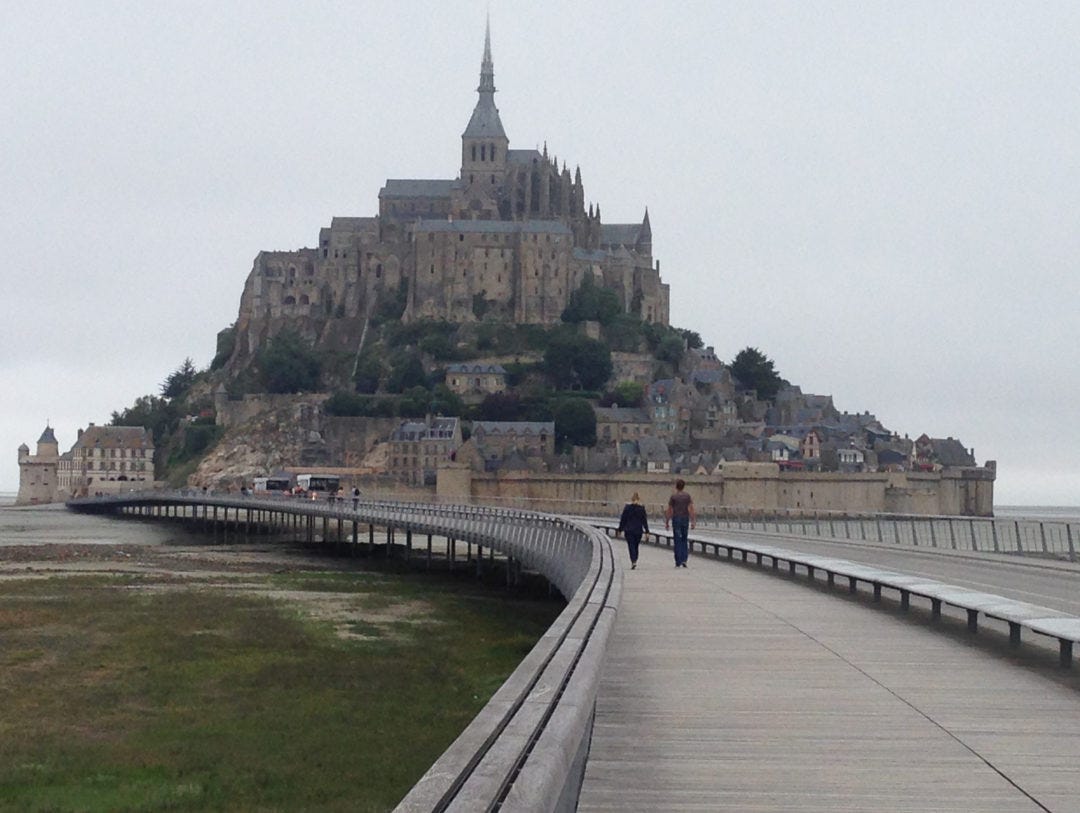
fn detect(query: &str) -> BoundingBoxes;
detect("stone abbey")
[230,21,669,361]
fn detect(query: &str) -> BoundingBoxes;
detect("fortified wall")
[437,462,996,517]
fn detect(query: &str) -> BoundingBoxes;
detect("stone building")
[17,424,154,503]
[16,426,59,505]
[387,417,462,486]
[225,21,668,367]
[445,363,507,399]
[58,425,155,497]
[471,421,555,471]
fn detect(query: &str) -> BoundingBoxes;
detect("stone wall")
[436,463,996,517]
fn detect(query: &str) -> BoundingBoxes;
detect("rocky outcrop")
[193,395,397,488]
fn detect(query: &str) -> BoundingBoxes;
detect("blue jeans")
[671,516,689,565]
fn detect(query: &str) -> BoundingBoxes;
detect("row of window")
[78,448,149,459]
[470,142,499,162]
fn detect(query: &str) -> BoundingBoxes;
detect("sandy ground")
[0,541,435,640]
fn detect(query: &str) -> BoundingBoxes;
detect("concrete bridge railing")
[68,492,621,812]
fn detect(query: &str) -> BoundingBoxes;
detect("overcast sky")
[3,1,1077,505]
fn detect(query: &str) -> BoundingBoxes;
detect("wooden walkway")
[578,542,1080,812]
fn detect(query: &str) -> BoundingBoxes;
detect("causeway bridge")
[68,493,1080,812]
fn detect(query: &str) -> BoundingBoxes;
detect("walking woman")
[617,492,650,570]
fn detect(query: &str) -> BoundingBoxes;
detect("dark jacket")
[618,502,650,537]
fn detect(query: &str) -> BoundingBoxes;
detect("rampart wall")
[437,463,996,517]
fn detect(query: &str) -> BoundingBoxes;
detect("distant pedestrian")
[617,492,649,570]
[352,487,361,510]
[664,479,696,568]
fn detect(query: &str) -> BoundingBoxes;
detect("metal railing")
[702,513,1079,561]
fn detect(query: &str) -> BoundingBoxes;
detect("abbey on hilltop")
[227,20,669,363]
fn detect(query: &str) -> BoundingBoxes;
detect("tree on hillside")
[160,358,197,400]
[601,380,645,408]
[730,347,784,401]
[552,398,596,448]
[111,394,178,447]
[544,332,613,391]
[561,275,622,325]
[257,330,322,393]
[478,392,523,422]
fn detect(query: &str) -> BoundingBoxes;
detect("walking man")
[664,479,696,567]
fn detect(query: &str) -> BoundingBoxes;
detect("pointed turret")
[636,207,652,256]
[461,15,509,190]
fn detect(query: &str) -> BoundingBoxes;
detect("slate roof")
[390,417,459,442]
[600,223,642,248]
[692,369,730,385]
[416,219,571,236]
[507,149,542,164]
[572,248,608,263]
[329,217,377,232]
[38,426,57,444]
[931,438,976,467]
[446,363,507,375]
[637,436,671,461]
[473,421,553,436]
[379,179,458,199]
[594,407,651,424]
[73,425,152,450]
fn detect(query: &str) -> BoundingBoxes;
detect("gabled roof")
[931,437,976,467]
[637,436,671,461]
[73,425,152,450]
[446,363,506,375]
[599,223,641,248]
[594,406,651,424]
[379,179,458,199]
[473,421,553,436]
[507,149,542,164]
[415,219,571,236]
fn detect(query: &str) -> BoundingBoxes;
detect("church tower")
[460,17,509,204]
[16,425,60,505]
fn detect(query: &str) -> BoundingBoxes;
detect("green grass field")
[0,569,560,811]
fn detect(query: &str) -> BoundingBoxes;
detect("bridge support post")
[967,609,978,633]
[1060,640,1073,668]
[1009,623,1021,647]
[900,590,910,611]
[873,583,882,602]
[427,534,433,570]
[931,598,942,620]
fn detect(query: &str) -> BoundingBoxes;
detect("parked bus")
[253,475,292,494]
[295,474,341,495]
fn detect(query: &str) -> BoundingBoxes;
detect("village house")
[594,406,652,448]
[470,421,554,471]
[387,416,461,486]
[444,363,507,400]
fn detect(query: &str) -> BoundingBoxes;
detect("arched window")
[489,143,496,161]
[299,294,310,305]
[471,144,476,161]
[376,264,383,278]
[481,144,486,161]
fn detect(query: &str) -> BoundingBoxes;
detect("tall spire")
[478,13,495,94]
[463,14,507,139]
